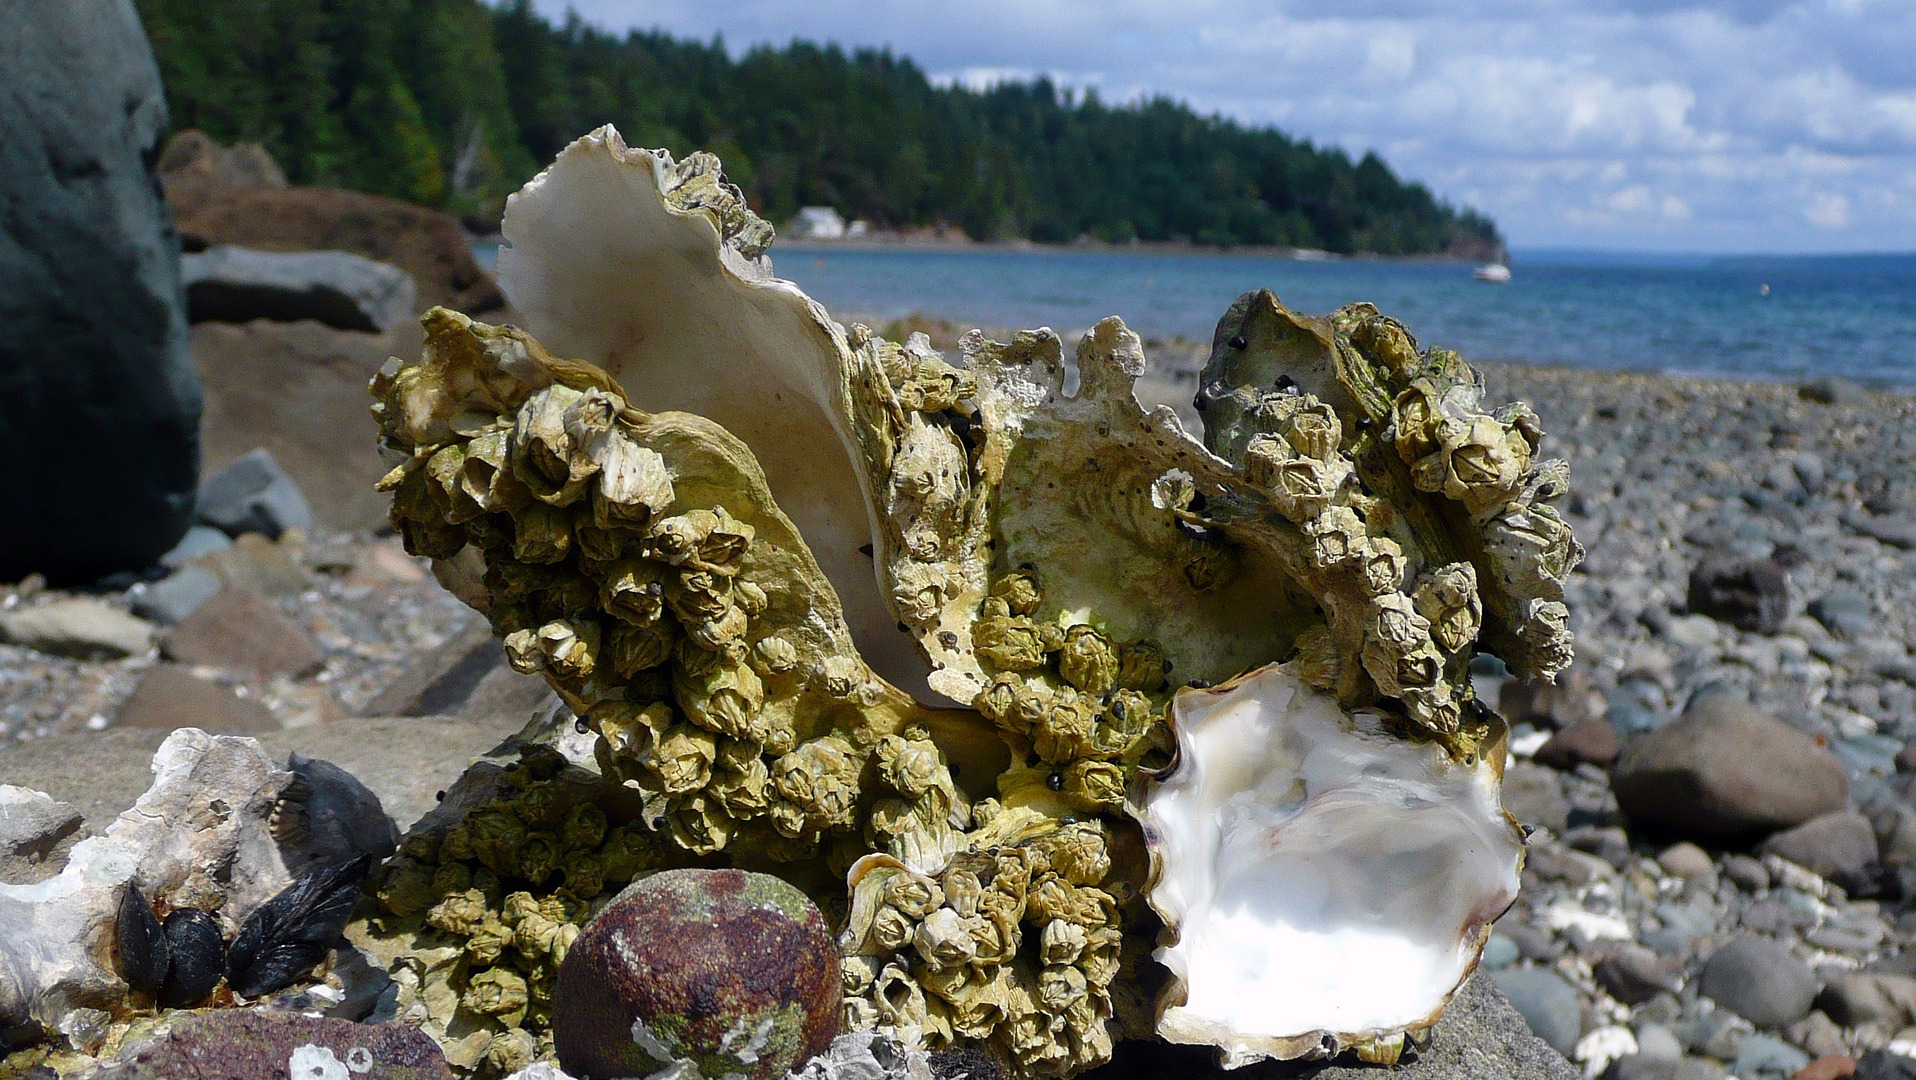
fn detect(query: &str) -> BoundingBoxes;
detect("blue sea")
[477,243,1916,388]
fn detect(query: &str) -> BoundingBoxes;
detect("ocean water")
[773,247,1916,388]
[474,242,1916,387]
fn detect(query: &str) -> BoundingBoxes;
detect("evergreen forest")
[134,0,1503,255]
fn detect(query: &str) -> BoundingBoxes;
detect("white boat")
[1473,263,1512,283]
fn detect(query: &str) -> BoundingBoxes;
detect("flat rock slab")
[358,618,556,723]
[114,664,276,734]
[162,587,323,676]
[0,712,533,836]
[0,599,154,660]
[183,245,417,334]
[101,1010,451,1079]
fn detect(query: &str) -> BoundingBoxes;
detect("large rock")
[193,320,413,532]
[1611,694,1848,838]
[165,161,503,315]
[0,0,201,583]
[183,245,416,333]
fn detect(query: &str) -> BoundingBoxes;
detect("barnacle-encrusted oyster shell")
[368,125,1579,1078]
[1134,665,1522,1065]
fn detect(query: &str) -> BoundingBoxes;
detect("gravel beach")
[3,311,1913,1079]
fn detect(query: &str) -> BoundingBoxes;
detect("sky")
[528,0,1916,254]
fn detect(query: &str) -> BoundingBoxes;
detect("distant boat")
[1473,263,1512,283]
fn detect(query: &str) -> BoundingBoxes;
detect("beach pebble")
[0,786,84,885]
[1760,812,1880,882]
[1854,1049,1916,1079]
[0,599,154,661]
[1725,854,1773,892]
[1788,1013,1850,1060]
[1493,967,1585,1056]
[1597,946,1686,1005]
[1482,931,1521,970]
[1811,590,1876,639]
[1687,556,1791,634]
[158,525,233,569]
[1504,762,1573,834]
[1737,1034,1813,1078]
[130,564,224,626]
[1790,1055,1859,1080]
[1699,936,1820,1027]
[1536,717,1624,771]
[1611,693,1849,838]
[1816,974,1916,1028]
[1657,843,1716,881]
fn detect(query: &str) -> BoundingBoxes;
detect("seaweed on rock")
[365,126,1579,1077]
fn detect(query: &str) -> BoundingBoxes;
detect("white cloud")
[529,0,1916,252]
[1806,191,1852,228]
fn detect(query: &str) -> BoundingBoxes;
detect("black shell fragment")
[157,909,226,1008]
[115,882,168,997]
[226,855,371,998]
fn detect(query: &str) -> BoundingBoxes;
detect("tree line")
[134,0,1502,255]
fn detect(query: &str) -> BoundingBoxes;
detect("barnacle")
[366,127,1578,1077]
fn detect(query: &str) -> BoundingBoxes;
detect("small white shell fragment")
[1542,900,1634,942]
[1133,664,1524,1065]
[1573,1025,1638,1079]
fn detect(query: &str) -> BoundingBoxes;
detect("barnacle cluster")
[362,748,664,1075]
[365,127,1582,1078]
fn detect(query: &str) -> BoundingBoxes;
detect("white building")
[788,206,847,240]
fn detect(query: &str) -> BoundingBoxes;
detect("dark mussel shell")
[157,908,227,1008]
[227,855,371,998]
[115,882,168,997]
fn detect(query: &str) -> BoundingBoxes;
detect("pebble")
[1791,1054,1859,1080]
[1736,1033,1813,1078]
[1761,812,1883,882]
[157,525,232,569]
[1657,843,1716,881]
[1482,931,1521,970]
[1700,937,1821,1028]
[1598,945,1687,1005]
[1537,717,1625,770]
[1494,967,1586,1056]
[1818,975,1916,1028]
[129,564,224,625]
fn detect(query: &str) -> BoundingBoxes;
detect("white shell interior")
[1137,665,1522,1062]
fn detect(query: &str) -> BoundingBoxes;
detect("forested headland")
[134,0,1503,255]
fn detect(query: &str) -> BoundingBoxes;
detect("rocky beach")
[2,289,1912,1079]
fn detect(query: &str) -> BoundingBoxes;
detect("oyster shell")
[368,125,1579,1077]
[1134,665,1522,1065]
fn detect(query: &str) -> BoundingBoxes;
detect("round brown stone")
[551,868,841,1080]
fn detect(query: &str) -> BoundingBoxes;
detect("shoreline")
[777,235,1498,264]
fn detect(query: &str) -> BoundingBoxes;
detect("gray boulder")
[196,448,315,539]
[0,0,201,583]
[1611,693,1848,838]
[182,245,416,333]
